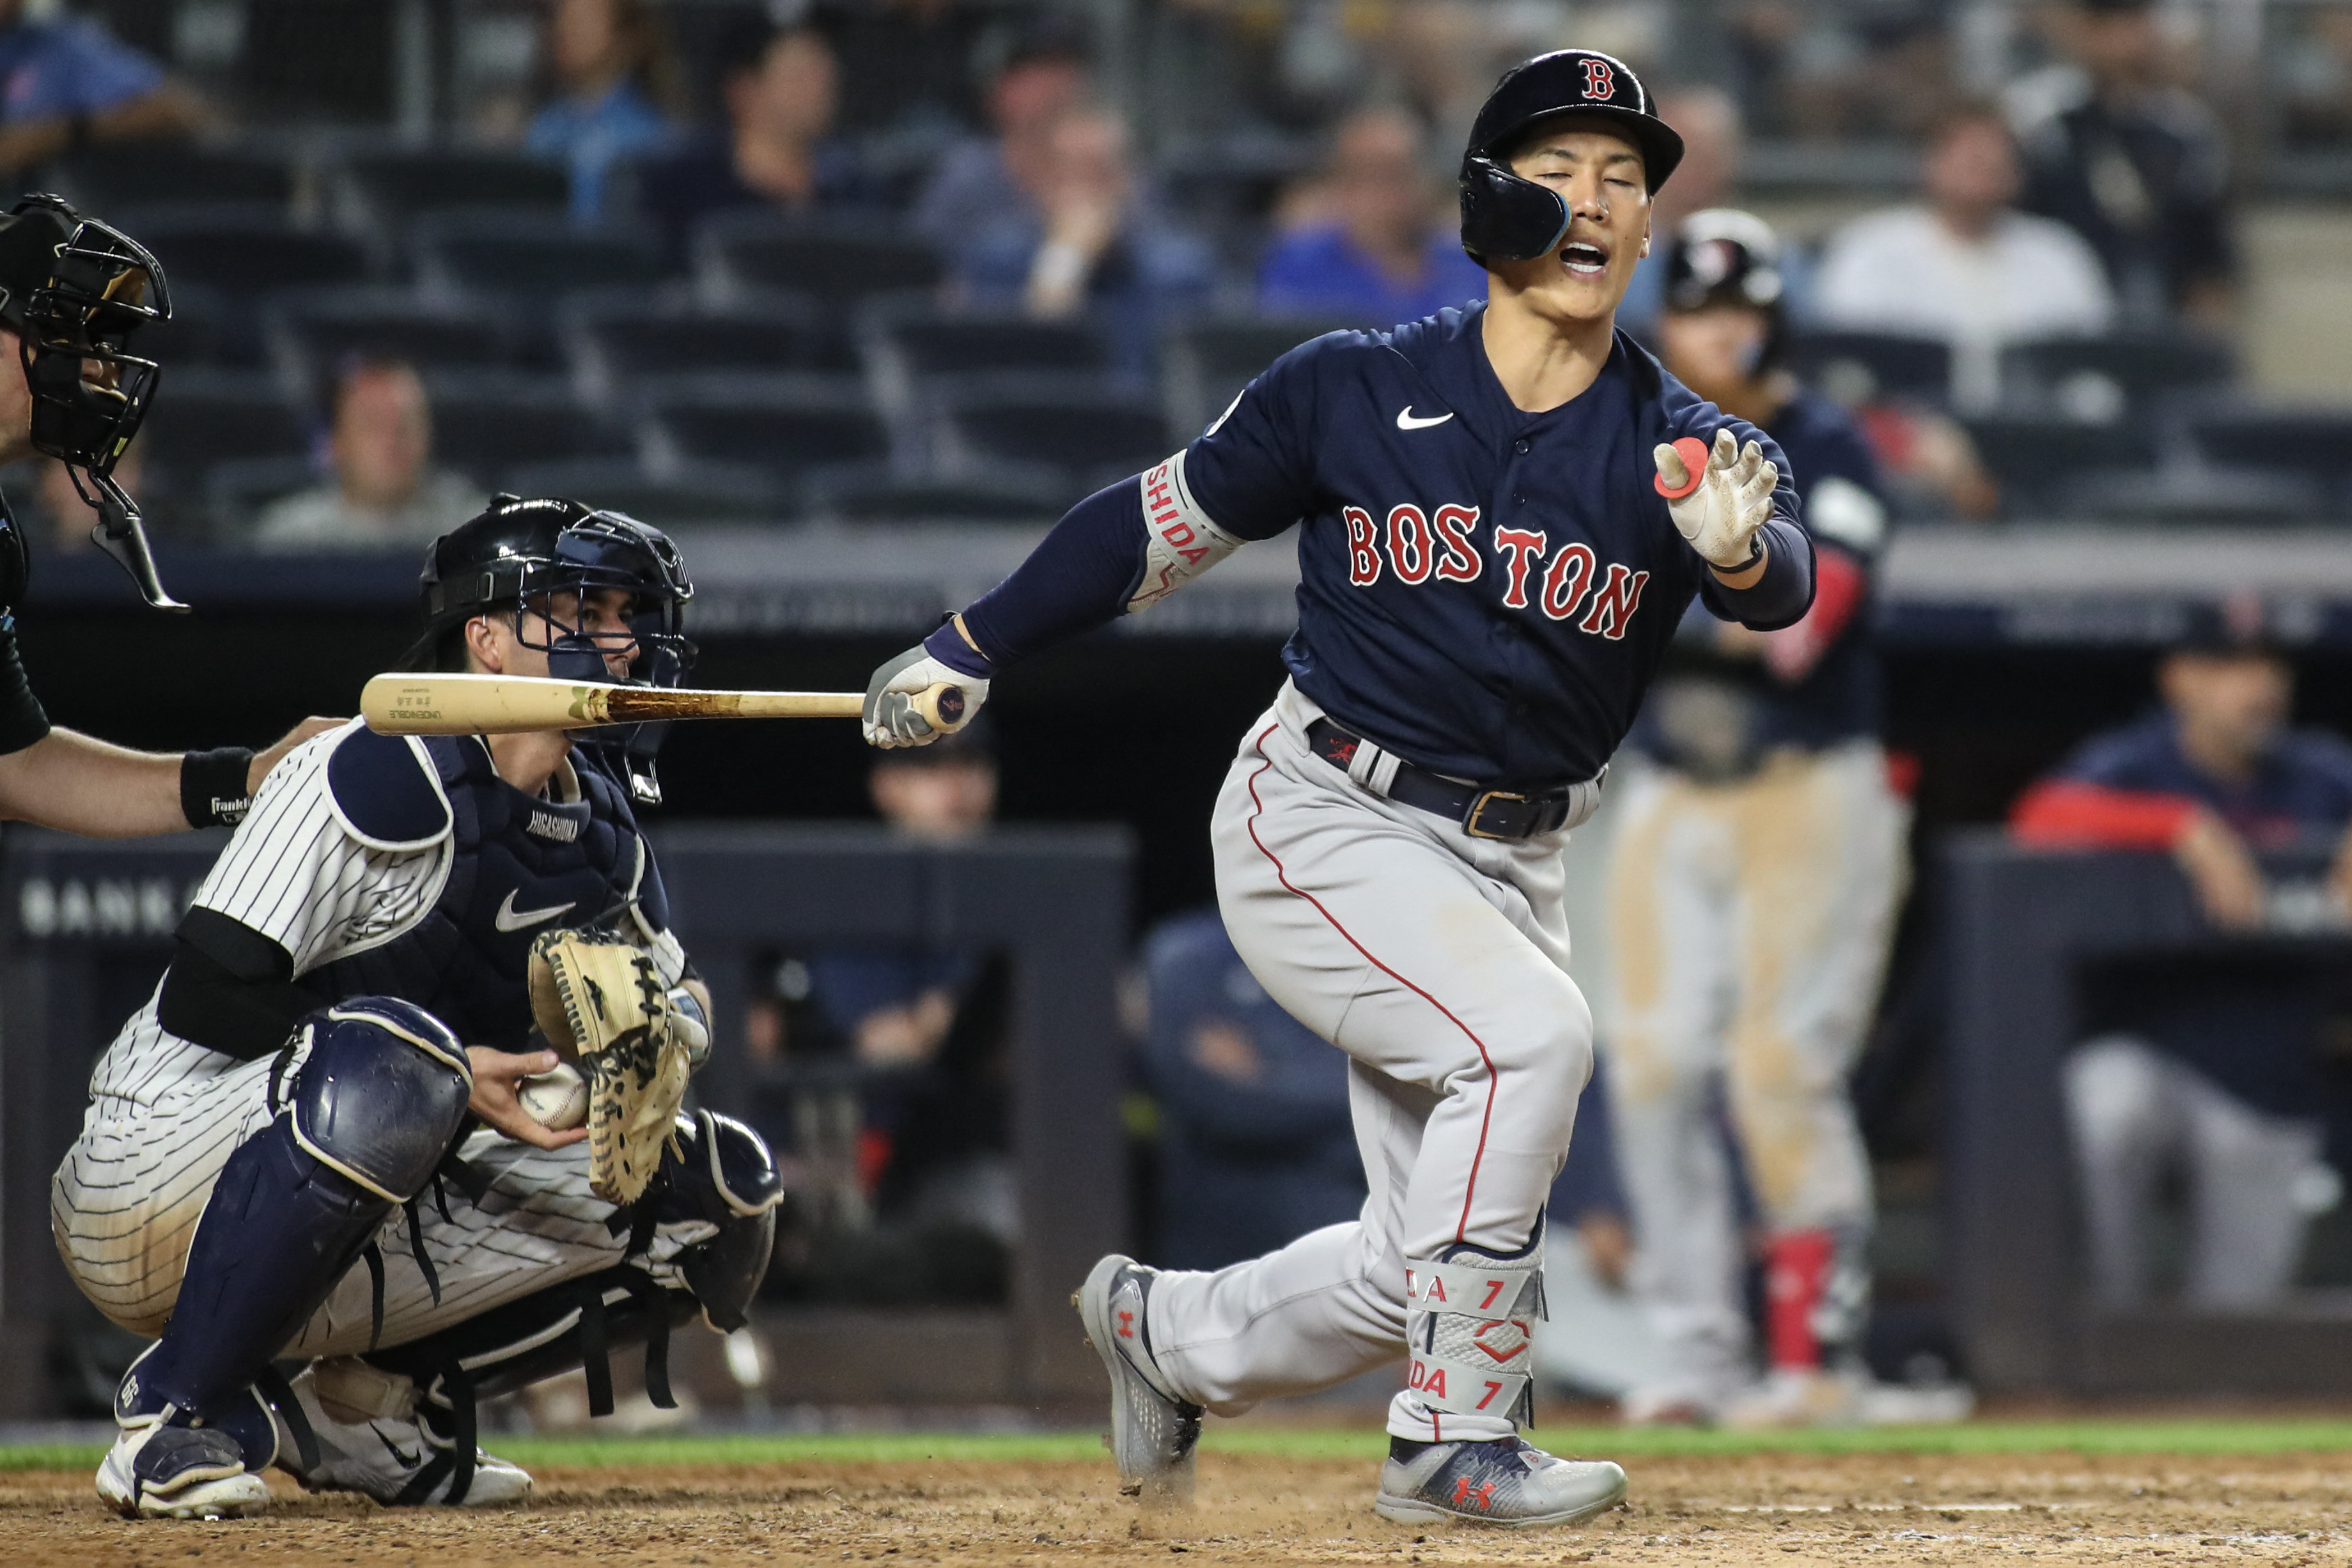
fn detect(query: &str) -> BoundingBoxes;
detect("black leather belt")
[1306,718,1577,841]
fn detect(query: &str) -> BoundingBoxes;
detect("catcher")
[51,496,780,1519]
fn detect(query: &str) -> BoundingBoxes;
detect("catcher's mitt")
[528,928,690,1204]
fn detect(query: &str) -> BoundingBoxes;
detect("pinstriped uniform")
[49,720,703,1346]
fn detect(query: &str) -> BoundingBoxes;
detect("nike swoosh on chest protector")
[494,889,577,933]
[1396,407,1454,430]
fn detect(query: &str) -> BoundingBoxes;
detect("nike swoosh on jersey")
[1396,407,1454,430]
[494,890,577,933]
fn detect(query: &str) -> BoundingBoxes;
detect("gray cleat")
[1075,1253,1203,1502]
[1375,1436,1628,1528]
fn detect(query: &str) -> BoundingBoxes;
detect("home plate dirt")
[4,1450,2351,1566]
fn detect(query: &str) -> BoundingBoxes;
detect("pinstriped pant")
[52,1040,705,1356]
[1146,680,1598,1444]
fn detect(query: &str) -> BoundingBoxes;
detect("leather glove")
[1655,428,1780,571]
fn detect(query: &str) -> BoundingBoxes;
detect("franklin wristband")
[182,747,256,829]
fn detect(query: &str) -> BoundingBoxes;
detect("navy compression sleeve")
[930,480,1148,671]
[1694,516,1814,630]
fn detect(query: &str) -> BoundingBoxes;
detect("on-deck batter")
[864,51,1818,1526]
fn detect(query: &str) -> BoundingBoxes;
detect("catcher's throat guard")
[0,196,178,609]
[1458,49,1683,266]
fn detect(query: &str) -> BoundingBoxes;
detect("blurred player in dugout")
[1601,211,1955,1427]
[2013,604,2352,1309]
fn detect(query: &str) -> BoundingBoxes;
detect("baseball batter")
[1602,211,1912,1427]
[864,52,1816,1526]
[52,499,781,1519]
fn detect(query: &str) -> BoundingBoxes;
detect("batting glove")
[1654,428,1780,571]
[862,640,991,749]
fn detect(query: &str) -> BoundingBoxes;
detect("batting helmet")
[1662,208,1789,368]
[0,194,178,609]
[417,495,697,804]
[1459,50,1684,266]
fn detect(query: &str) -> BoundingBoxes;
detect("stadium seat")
[863,309,1109,419]
[644,375,894,492]
[139,281,237,368]
[802,464,1071,525]
[1962,415,2160,515]
[1785,329,1953,405]
[419,373,625,482]
[132,369,311,499]
[563,295,830,406]
[2051,464,2325,525]
[331,148,571,240]
[2188,407,2352,500]
[935,375,1169,498]
[1162,316,1364,436]
[61,146,299,213]
[500,457,786,525]
[2000,331,2234,412]
[124,206,372,296]
[412,214,671,304]
[694,212,942,306]
[266,289,524,401]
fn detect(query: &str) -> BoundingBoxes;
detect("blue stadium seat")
[2000,332,2234,411]
[862,308,1110,421]
[265,288,525,401]
[419,372,627,483]
[1161,315,1366,436]
[1785,329,1952,405]
[802,464,1071,525]
[644,375,894,492]
[62,147,299,213]
[124,206,373,296]
[1963,414,2160,515]
[132,368,311,501]
[2188,407,2352,500]
[412,214,671,304]
[695,212,943,306]
[935,374,1169,501]
[330,149,571,247]
[500,457,786,526]
[562,295,831,406]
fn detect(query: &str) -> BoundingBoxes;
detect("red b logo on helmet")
[1582,58,1615,99]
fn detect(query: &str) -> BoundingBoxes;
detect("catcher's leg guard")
[1401,1222,1548,1438]
[130,999,472,1427]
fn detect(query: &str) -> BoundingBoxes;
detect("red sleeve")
[2009,779,2199,850]
[1761,544,1866,685]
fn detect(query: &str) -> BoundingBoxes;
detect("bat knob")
[935,686,967,727]
[912,683,969,734]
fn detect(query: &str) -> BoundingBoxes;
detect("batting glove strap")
[862,643,992,749]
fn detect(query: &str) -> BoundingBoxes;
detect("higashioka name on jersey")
[1341,501,1651,640]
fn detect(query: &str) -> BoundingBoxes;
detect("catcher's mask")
[420,495,697,805]
[1459,49,1683,266]
[0,194,178,609]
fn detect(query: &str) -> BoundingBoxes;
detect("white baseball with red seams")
[1138,679,1600,1444]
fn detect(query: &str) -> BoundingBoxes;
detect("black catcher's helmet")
[419,495,697,805]
[1662,208,1789,369]
[0,194,178,609]
[1460,49,1683,265]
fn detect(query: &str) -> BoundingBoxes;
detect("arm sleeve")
[951,341,1329,668]
[0,619,49,756]
[156,906,313,1060]
[1694,514,1813,629]
[2010,778,2199,850]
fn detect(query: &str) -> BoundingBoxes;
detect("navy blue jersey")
[2052,713,2352,848]
[1173,304,1809,786]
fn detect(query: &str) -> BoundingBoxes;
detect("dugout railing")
[0,822,1130,1418]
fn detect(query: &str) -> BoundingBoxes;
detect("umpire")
[0,194,329,835]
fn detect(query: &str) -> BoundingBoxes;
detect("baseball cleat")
[1375,1436,1627,1528]
[278,1363,533,1507]
[1075,1253,1203,1502]
[97,1422,272,1519]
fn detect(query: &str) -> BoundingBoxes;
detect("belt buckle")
[1464,789,1529,841]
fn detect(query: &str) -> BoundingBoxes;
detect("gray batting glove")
[862,643,991,748]
[1656,428,1780,570]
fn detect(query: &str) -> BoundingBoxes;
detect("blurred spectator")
[911,19,1092,247]
[1814,102,2112,408]
[1256,106,1483,325]
[637,16,876,261]
[28,446,142,551]
[1139,906,1361,1272]
[526,0,683,223]
[0,0,208,175]
[2011,0,2235,327]
[2013,611,2352,1308]
[1619,87,1745,331]
[252,359,479,551]
[952,102,1215,375]
[830,0,990,141]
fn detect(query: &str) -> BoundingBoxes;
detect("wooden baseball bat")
[361,672,968,736]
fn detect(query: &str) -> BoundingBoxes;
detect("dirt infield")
[8,1446,2352,1567]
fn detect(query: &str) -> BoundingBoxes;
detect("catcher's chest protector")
[307,736,650,1049]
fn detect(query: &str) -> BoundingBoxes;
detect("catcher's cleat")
[1075,1254,1203,1503]
[1375,1435,1627,1528]
[277,1361,533,1507]
[97,1422,273,1519]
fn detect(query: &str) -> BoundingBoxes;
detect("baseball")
[517,1062,588,1131]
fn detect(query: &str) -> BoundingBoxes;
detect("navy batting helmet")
[1662,208,1789,369]
[1459,50,1683,266]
